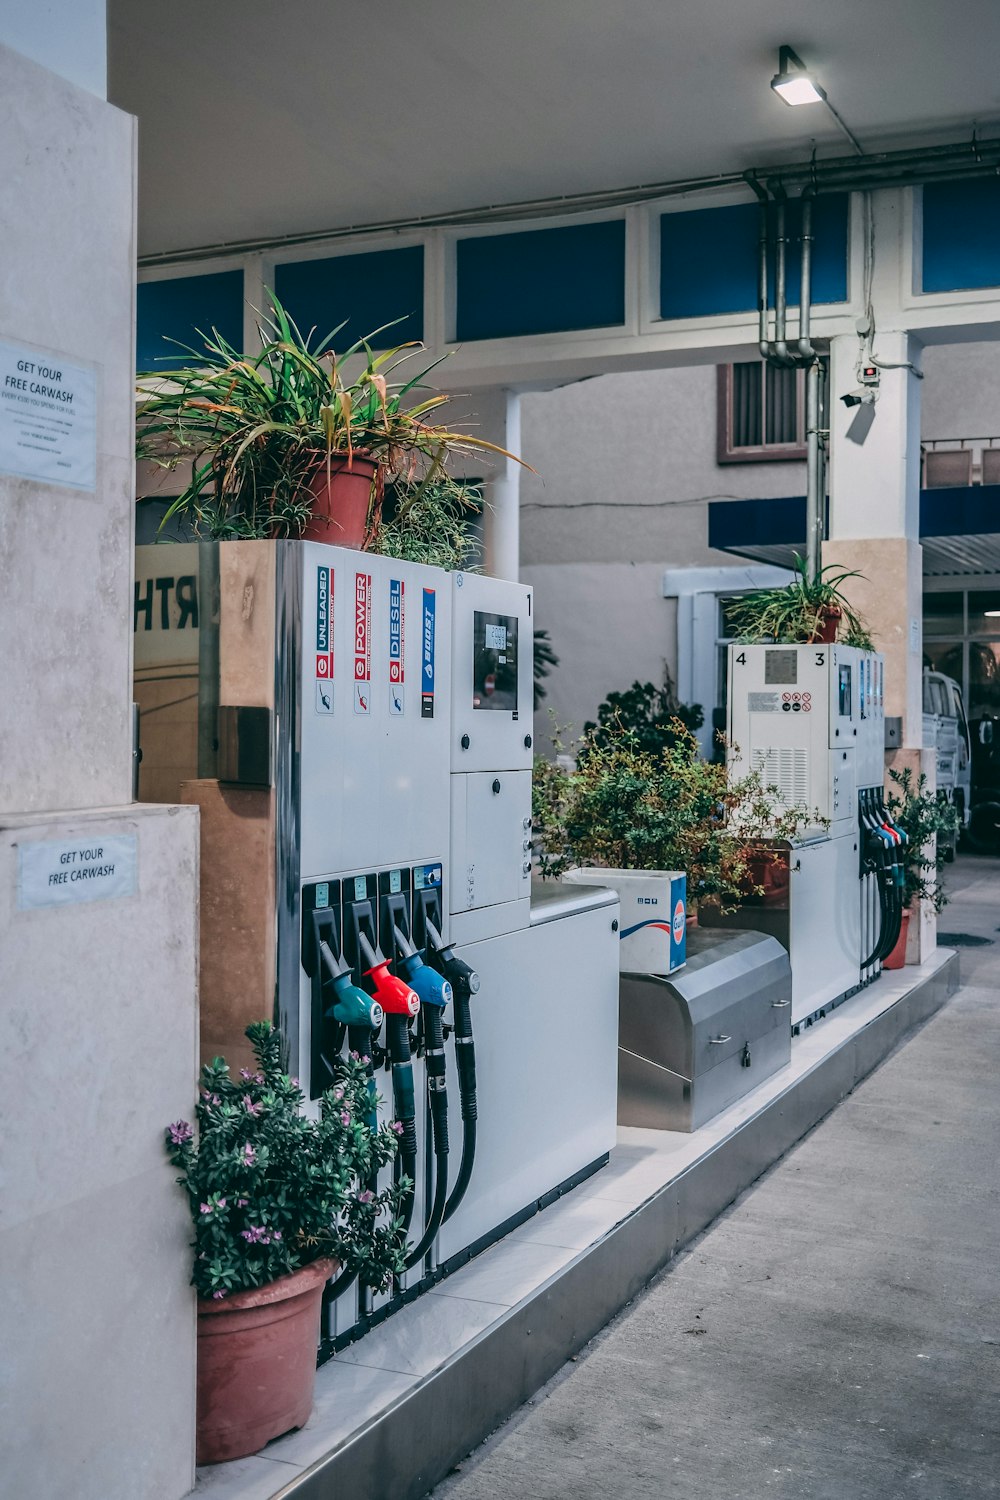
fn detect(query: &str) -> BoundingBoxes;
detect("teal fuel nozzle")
[320,939,384,1031]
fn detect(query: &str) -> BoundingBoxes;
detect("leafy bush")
[532,718,821,909]
[886,766,960,911]
[582,670,703,757]
[165,1022,407,1301]
[533,629,559,709]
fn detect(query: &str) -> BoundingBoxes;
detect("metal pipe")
[773,195,790,365]
[756,195,770,360]
[796,191,817,360]
[805,358,822,583]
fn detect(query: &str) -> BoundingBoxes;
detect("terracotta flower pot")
[302,454,378,548]
[883,908,911,970]
[809,604,842,644]
[195,1257,335,1465]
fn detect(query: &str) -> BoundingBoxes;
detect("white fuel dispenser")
[716,642,891,1025]
[134,539,619,1354]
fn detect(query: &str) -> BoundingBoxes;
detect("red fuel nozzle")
[365,960,420,1018]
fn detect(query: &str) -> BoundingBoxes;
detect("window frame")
[716,363,808,465]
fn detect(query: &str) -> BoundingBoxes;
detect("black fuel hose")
[387,1014,418,1237]
[403,1005,450,1270]
[443,983,478,1224]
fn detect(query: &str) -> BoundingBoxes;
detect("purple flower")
[350,1050,360,1061]
[236,1198,248,1208]
[358,1190,374,1205]
[168,1121,193,1146]
[199,1202,211,1214]
[340,1110,351,1126]
[240,1067,252,1081]
[273,1230,282,1241]
[212,1290,226,1300]
[333,1086,344,1101]
[290,1077,300,1088]
[242,1095,261,1117]
[360,1055,371,1066]
[391,1121,404,1136]
[217,1198,227,1209]
[242,1143,256,1165]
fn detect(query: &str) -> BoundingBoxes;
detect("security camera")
[840,388,876,408]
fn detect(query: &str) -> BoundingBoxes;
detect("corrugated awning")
[708,486,1000,577]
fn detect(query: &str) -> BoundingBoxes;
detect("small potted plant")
[137,293,528,547]
[725,555,873,647]
[165,1021,407,1465]
[883,766,960,966]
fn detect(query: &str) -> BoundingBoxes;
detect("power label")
[315,565,334,714]
[421,588,436,719]
[388,578,405,716]
[354,571,371,714]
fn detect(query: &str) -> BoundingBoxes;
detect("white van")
[923,669,972,856]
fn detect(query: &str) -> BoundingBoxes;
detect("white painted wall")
[921,340,1000,439]
[0,0,106,97]
[521,364,805,748]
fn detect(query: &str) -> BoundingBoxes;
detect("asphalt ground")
[429,855,1000,1500]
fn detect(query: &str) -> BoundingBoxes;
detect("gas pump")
[133,538,620,1353]
[718,642,891,1025]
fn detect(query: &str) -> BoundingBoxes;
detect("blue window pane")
[274,246,424,349]
[456,221,626,341]
[136,270,244,371]
[660,196,849,320]
[923,180,1000,292]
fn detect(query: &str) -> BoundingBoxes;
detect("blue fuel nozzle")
[398,952,454,1011]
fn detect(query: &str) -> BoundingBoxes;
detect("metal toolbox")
[618,928,792,1132]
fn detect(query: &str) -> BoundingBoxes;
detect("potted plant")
[883,766,960,966]
[165,1021,407,1465]
[532,716,821,973]
[725,555,874,647]
[136,293,528,548]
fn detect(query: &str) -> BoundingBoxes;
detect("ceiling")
[109,0,1000,259]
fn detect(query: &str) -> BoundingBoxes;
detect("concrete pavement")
[430,856,1000,1500]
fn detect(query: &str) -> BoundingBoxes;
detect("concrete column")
[461,386,522,581]
[0,39,199,1497]
[826,328,936,961]
[826,330,925,747]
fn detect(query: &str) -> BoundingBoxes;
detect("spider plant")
[136,293,528,539]
[724,556,874,649]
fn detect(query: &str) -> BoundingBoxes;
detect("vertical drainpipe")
[797,191,823,584]
[755,187,771,360]
[773,193,790,366]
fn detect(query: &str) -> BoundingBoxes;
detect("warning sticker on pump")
[748,692,781,713]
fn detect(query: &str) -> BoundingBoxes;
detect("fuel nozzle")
[425,921,480,1002]
[358,931,420,1018]
[318,939,384,1031]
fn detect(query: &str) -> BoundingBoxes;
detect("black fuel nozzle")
[424,918,480,1002]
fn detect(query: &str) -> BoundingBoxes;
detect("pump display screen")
[764,649,798,685]
[473,611,519,711]
[839,664,852,717]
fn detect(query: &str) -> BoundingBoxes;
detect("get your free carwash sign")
[0,338,97,491]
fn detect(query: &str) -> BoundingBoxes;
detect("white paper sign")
[0,338,97,491]
[17,834,138,911]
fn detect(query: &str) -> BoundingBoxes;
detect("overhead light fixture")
[770,46,825,107]
[769,45,864,155]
